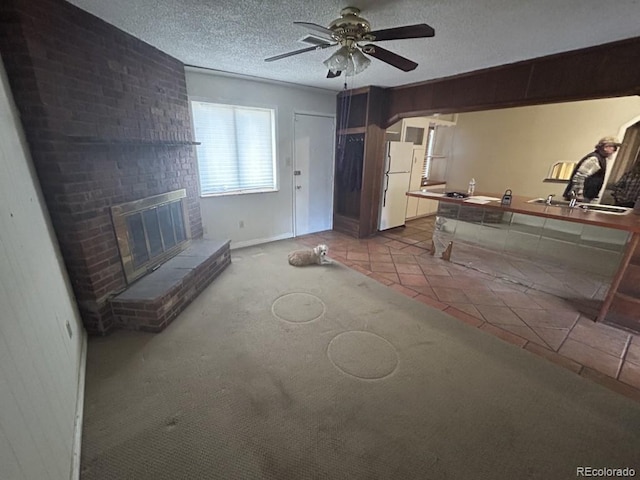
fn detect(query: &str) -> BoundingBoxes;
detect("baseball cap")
[597,136,622,147]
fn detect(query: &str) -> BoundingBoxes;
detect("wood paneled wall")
[386,36,640,122]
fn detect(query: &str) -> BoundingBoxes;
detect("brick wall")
[0,0,203,334]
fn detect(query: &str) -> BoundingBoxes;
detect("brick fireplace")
[0,0,228,334]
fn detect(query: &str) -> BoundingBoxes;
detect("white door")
[293,113,335,236]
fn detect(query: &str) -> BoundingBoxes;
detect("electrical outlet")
[65,320,73,339]
[239,220,244,228]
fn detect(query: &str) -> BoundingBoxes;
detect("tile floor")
[298,216,640,403]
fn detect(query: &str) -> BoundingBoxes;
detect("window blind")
[422,125,436,178]
[191,102,276,195]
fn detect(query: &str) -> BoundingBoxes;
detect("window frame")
[190,99,279,197]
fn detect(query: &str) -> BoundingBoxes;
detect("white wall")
[185,69,336,248]
[446,97,640,198]
[0,58,85,480]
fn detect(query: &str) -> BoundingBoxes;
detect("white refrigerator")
[378,141,414,231]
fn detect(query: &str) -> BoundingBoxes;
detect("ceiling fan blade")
[368,24,435,41]
[361,44,418,72]
[294,21,334,38]
[326,70,342,78]
[265,44,333,62]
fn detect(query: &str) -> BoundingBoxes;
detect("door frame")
[292,111,336,237]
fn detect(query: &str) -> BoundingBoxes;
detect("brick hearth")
[110,240,231,332]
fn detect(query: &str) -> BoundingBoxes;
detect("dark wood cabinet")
[333,86,387,238]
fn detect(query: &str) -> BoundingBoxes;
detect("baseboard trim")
[71,331,87,480]
[230,233,293,250]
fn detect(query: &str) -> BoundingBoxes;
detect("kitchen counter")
[407,190,640,233]
[407,189,640,333]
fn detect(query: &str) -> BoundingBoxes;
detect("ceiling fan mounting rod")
[340,6,361,17]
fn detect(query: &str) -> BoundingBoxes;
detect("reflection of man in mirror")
[612,162,640,208]
[563,136,622,202]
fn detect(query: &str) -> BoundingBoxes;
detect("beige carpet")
[81,239,640,479]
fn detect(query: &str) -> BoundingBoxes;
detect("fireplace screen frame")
[111,189,191,284]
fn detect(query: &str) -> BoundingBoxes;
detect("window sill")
[200,188,279,198]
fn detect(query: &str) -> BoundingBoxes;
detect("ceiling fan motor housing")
[329,7,374,47]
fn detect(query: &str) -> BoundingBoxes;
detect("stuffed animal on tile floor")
[288,244,331,266]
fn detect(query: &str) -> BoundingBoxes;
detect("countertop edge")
[407,190,640,233]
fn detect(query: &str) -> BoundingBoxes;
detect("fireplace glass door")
[111,189,191,283]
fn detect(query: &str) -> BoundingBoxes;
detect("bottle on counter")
[467,178,476,196]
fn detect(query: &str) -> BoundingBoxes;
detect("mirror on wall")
[394,97,640,203]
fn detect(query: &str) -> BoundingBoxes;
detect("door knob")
[296,185,302,189]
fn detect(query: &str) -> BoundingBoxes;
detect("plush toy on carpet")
[288,244,331,266]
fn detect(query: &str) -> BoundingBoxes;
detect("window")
[422,125,436,179]
[191,101,277,196]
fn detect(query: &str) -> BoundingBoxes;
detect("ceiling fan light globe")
[350,48,371,75]
[322,56,346,73]
[344,59,355,77]
[323,46,351,73]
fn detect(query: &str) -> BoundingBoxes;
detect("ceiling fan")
[264,6,435,78]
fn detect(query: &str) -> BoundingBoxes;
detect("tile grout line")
[617,335,633,380]
[554,314,581,354]
[509,306,555,351]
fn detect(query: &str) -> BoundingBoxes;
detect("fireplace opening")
[111,189,191,284]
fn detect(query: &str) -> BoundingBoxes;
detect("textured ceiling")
[66,0,640,92]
